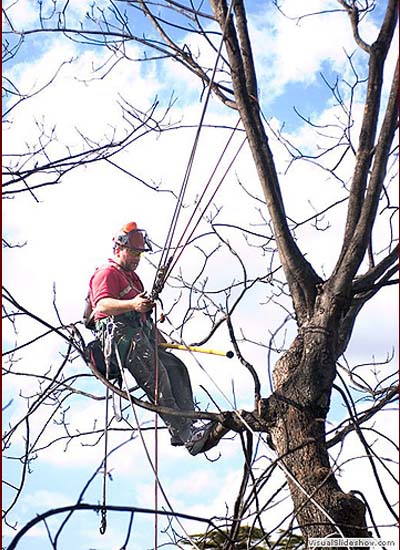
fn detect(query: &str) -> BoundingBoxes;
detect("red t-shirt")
[89,260,145,321]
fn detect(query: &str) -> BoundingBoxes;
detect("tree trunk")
[269,288,369,539]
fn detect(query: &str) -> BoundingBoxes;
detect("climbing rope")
[149,125,246,302]
[99,320,115,535]
[99,385,109,535]
[151,0,241,301]
[153,305,160,549]
[164,133,247,286]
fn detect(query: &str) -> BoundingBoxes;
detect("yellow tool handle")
[159,342,234,358]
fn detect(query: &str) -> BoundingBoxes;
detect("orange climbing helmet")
[113,221,153,252]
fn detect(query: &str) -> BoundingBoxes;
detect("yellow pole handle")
[159,342,234,358]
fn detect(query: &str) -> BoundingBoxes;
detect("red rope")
[151,0,241,297]
[164,135,247,285]
[170,119,241,258]
[154,305,160,549]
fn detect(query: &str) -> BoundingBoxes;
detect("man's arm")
[96,293,154,316]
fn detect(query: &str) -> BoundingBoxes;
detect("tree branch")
[209,0,322,324]
[334,0,398,279]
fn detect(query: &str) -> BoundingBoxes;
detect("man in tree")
[88,221,228,455]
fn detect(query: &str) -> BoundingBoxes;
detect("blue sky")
[2,1,398,549]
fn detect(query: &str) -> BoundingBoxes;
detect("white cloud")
[4,41,160,162]
[3,0,37,28]
[251,3,349,95]
[22,488,70,509]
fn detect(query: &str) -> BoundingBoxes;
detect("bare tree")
[2,0,398,548]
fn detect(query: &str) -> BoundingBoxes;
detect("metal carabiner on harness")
[101,318,123,421]
[103,318,116,373]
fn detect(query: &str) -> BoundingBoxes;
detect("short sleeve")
[89,266,123,306]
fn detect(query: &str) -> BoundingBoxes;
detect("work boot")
[170,434,185,447]
[185,421,230,456]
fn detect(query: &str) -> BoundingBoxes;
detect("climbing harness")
[83,262,144,330]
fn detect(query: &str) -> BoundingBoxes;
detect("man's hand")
[130,292,154,313]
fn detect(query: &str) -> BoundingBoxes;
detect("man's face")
[116,246,142,271]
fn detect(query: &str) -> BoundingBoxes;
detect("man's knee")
[159,350,187,371]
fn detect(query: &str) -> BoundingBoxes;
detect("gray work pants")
[98,319,195,443]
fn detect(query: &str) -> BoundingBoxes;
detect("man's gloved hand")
[131,292,154,313]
